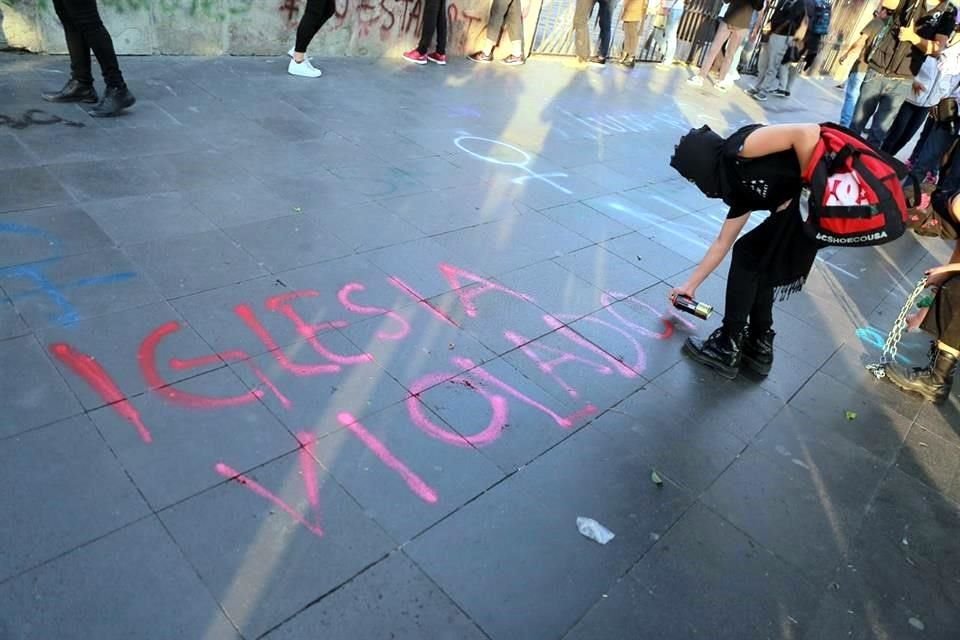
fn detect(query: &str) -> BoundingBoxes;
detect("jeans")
[52,0,124,88]
[850,69,913,147]
[417,0,447,54]
[756,34,790,92]
[575,0,613,59]
[882,101,929,156]
[487,0,522,42]
[295,0,336,52]
[911,121,955,180]
[661,5,683,64]
[839,71,866,128]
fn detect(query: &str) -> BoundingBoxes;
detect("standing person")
[287,0,336,78]
[748,0,808,101]
[41,0,135,117]
[575,0,616,64]
[837,3,893,127]
[619,0,649,67]
[689,0,764,91]
[657,0,687,67]
[403,0,448,64]
[777,0,832,97]
[467,0,526,65]
[883,55,951,154]
[668,123,823,378]
[886,153,960,403]
[851,0,958,147]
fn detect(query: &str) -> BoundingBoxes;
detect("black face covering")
[670,125,726,199]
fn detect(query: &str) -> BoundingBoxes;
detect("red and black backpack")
[800,123,917,247]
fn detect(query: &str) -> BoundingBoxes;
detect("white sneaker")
[288,47,295,59]
[288,57,322,78]
[687,75,704,87]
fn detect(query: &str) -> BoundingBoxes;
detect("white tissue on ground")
[577,517,615,544]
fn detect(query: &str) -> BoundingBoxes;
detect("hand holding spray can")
[672,295,714,320]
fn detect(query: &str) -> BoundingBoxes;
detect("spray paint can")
[673,295,714,320]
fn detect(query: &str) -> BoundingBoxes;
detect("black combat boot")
[42,78,98,104]
[886,345,958,404]
[87,85,136,118]
[682,326,745,380]
[742,327,776,376]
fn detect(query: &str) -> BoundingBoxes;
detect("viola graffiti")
[48,261,695,540]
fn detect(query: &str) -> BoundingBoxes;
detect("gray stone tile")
[789,371,916,464]
[45,157,173,201]
[601,232,695,280]
[539,201,634,243]
[552,244,659,298]
[184,180,302,228]
[0,335,83,439]
[564,503,822,640]
[704,406,888,584]
[0,132,39,169]
[894,425,960,495]
[0,517,241,640]
[818,470,960,640]
[10,120,121,165]
[0,296,29,341]
[0,205,114,268]
[406,427,693,640]
[311,403,505,541]
[602,387,746,492]
[495,259,609,322]
[89,367,297,509]
[380,184,528,236]
[0,415,149,581]
[361,237,462,299]
[222,212,354,273]
[262,552,487,640]
[80,192,217,246]
[0,166,73,212]
[229,340,411,436]
[126,229,267,298]
[311,202,424,254]
[1,248,161,328]
[38,301,219,410]
[328,164,431,199]
[160,450,395,639]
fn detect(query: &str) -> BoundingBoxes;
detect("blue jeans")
[850,69,913,147]
[662,6,683,64]
[911,121,954,180]
[840,71,866,128]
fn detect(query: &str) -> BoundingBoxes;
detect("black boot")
[886,345,958,404]
[42,78,98,104]
[682,326,744,380]
[742,327,776,376]
[87,85,136,118]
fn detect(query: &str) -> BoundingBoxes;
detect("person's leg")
[756,34,788,93]
[911,122,953,180]
[294,0,335,57]
[573,0,594,60]
[725,35,747,82]
[908,115,935,165]
[416,0,442,54]
[881,102,917,154]
[597,0,613,59]
[697,21,730,80]
[53,0,92,85]
[502,0,524,58]
[839,71,865,128]
[742,284,776,375]
[850,70,883,136]
[623,20,640,58]
[435,0,448,55]
[61,0,123,88]
[895,103,933,156]
[661,5,682,64]
[866,78,911,148]
[716,27,746,84]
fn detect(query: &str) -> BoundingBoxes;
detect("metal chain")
[866,276,929,379]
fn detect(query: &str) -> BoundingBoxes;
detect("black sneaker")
[773,89,790,98]
[468,51,493,63]
[588,55,606,65]
[501,54,525,66]
[87,85,136,118]
[42,78,98,104]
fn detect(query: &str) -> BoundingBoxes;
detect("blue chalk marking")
[855,327,912,365]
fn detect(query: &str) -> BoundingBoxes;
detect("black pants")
[417,0,447,55]
[52,0,124,88]
[882,102,929,156]
[723,254,776,335]
[295,0,336,52]
[922,274,960,348]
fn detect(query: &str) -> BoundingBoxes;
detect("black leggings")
[417,0,447,55]
[723,255,775,335]
[295,0,336,53]
[52,0,124,88]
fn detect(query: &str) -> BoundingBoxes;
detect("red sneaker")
[403,49,428,65]
[427,51,447,65]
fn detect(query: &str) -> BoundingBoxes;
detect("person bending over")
[669,123,823,379]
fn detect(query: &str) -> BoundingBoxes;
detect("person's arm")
[738,123,822,170]
[899,25,950,56]
[925,239,960,286]
[839,31,870,64]
[669,214,752,301]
